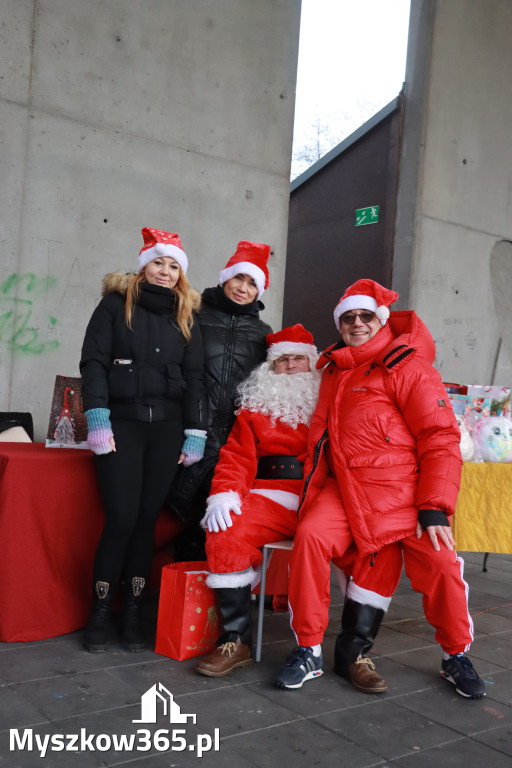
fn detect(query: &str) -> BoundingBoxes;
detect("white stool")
[255,539,294,662]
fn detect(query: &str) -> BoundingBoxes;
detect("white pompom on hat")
[218,241,271,300]
[266,323,318,366]
[138,227,188,274]
[333,278,399,330]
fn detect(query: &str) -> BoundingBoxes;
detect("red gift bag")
[155,561,220,661]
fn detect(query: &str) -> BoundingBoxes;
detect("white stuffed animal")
[474,417,512,462]
[455,414,475,461]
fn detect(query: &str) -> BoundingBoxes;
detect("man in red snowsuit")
[276,280,485,700]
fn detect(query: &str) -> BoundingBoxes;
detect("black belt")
[256,455,304,480]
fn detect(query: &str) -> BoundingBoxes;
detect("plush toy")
[455,414,475,461]
[474,417,512,462]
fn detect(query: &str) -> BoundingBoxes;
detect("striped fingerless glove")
[85,408,114,455]
[181,429,207,466]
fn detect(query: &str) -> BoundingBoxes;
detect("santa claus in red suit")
[196,324,329,677]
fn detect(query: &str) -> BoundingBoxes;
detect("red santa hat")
[266,323,318,364]
[333,278,399,330]
[218,241,270,300]
[138,227,188,274]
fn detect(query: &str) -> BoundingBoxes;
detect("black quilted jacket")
[80,273,205,428]
[168,285,272,519]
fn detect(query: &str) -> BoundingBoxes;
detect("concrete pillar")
[394,0,512,385]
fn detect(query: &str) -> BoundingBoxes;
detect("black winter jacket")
[80,273,205,429]
[168,285,272,519]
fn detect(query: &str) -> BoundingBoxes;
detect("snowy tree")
[291,98,385,181]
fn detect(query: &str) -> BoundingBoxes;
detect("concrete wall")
[0,0,301,439]
[395,0,512,387]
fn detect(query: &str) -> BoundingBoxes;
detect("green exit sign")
[355,205,380,226]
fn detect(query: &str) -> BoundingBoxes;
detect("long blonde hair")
[125,269,195,342]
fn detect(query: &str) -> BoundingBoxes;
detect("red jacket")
[300,311,462,556]
[210,409,309,502]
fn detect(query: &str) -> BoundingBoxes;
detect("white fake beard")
[236,361,321,429]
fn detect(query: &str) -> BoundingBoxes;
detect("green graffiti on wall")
[0,273,60,354]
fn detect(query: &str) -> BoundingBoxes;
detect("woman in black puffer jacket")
[79,227,205,653]
[167,241,272,553]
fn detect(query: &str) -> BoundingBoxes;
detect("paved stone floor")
[1,551,511,768]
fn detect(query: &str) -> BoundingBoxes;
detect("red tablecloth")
[0,443,183,642]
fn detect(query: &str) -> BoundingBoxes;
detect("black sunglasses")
[341,311,376,325]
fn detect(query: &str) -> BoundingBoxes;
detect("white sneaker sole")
[276,668,323,689]
[440,670,486,699]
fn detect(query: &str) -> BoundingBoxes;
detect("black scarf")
[202,285,263,316]
[138,282,177,315]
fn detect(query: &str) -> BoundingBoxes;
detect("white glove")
[201,500,242,533]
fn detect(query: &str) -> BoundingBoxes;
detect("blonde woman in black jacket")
[80,227,205,653]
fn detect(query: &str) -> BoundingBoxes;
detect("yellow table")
[453,462,512,553]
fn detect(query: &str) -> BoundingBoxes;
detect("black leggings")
[92,418,182,587]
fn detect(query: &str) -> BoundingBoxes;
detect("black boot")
[334,597,387,693]
[216,585,253,646]
[121,577,147,652]
[83,580,113,653]
[195,586,254,677]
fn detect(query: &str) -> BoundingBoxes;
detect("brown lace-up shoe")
[195,639,254,677]
[347,656,387,693]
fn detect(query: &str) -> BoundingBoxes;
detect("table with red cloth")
[0,443,183,643]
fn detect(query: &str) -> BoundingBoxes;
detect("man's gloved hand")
[85,408,115,455]
[200,495,242,533]
[180,429,207,466]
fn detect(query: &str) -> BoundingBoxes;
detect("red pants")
[206,492,298,575]
[399,535,473,654]
[289,477,474,654]
[289,477,389,646]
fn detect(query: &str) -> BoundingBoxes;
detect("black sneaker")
[440,655,486,699]
[275,647,323,689]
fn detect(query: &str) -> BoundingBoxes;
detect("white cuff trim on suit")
[347,580,391,612]
[206,491,241,508]
[206,568,256,589]
[249,488,300,511]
